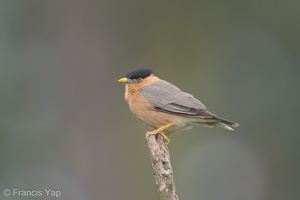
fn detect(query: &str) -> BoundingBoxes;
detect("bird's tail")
[215,117,239,131]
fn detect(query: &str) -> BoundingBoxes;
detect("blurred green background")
[1,1,299,200]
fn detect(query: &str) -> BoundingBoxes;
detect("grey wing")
[141,81,214,117]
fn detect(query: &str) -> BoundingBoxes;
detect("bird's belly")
[128,94,193,134]
[133,108,192,134]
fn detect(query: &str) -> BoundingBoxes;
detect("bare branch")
[147,134,179,200]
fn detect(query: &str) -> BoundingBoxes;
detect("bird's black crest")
[126,68,153,79]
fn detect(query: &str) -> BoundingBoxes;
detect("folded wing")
[141,81,214,118]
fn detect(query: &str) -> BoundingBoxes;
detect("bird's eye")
[137,78,143,82]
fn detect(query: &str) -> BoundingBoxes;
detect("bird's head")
[118,68,154,84]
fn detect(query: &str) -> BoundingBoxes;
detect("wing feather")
[141,81,213,117]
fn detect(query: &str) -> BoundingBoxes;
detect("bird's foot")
[145,123,174,144]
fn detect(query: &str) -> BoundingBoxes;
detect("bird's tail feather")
[215,117,239,131]
[194,116,239,130]
[217,122,234,131]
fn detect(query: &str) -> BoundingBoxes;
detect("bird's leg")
[146,123,174,144]
[160,132,171,144]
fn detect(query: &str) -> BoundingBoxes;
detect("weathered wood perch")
[146,134,179,200]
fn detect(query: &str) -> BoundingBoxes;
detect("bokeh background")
[1,1,299,200]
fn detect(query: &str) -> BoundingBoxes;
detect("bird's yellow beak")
[118,77,128,83]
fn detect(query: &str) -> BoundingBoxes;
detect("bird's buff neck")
[124,74,161,102]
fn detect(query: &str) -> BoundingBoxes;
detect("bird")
[118,68,239,144]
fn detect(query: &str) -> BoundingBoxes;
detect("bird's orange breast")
[125,83,153,122]
[124,82,184,132]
